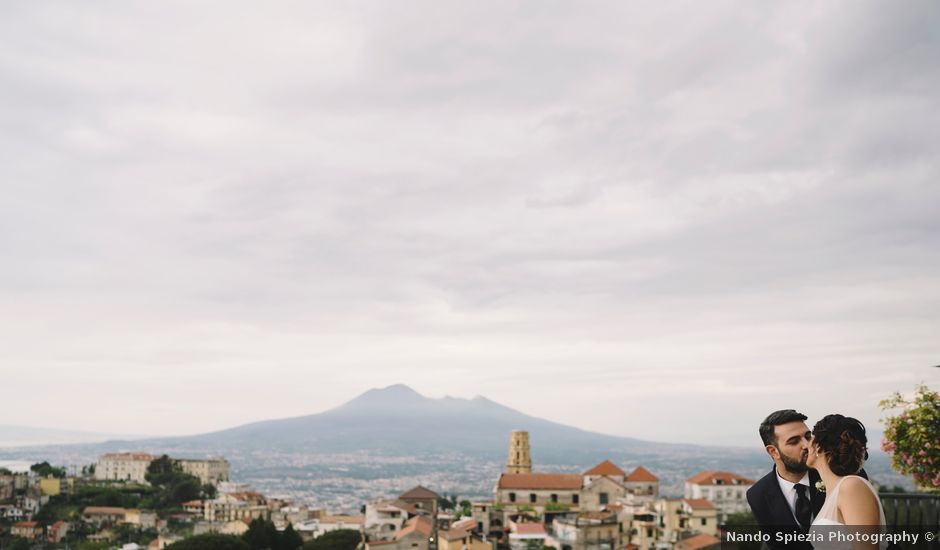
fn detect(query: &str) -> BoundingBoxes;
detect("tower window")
[529,493,536,503]
[509,493,516,503]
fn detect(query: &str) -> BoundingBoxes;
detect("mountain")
[0,385,901,505]
[76,384,760,465]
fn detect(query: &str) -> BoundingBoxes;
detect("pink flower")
[927,442,932,449]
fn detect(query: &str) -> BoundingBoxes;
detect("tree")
[146,455,182,486]
[880,384,940,491]
[7,538,31,550]
[203,483,218,499]
[278,524,304,550]
[30,461,66,478]
[302,529,362,550]
[243,518,279,550]
[166,534,250,550]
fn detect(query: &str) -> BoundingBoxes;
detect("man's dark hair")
[759,409,808,446]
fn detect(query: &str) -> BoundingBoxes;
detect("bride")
[807,414,887,549]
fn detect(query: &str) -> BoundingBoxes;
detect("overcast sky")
[1,1,938,447]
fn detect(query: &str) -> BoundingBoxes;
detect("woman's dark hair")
[812,414,869,476]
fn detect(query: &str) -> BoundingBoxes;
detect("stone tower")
[507,430,532,474]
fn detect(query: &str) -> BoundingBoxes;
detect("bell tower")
[507,430,532,474]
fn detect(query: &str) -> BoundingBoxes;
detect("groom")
[746,409,824,550]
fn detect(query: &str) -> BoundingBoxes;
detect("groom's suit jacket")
[746,467,826,550]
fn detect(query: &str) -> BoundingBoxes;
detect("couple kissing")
[746,410,886,549]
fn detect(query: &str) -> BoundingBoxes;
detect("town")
[0,430,759,550]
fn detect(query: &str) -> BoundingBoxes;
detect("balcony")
[879,492,940,550]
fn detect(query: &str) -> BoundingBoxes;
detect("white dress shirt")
[776,469,812,527]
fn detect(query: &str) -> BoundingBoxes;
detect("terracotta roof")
[584,460,626,477]
[513,523,546,536]
[182,500,204,507]
[451,518,476,531]
[625,466,659,482]
[14,521,38,528]
[441,526,472,542]
[497,473,583,490]
[686,471,754,485]
[683,499,715,510]
[84,506,127,515]
[399,485,439,500]
[397,515,433,539]
[675,534,721,550]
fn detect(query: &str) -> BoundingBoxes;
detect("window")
[529,493,536,503]
[509,493,516,503]
[572,495,579,505]
[599,492,608,505]
[551,494,558,503]
[647,528,653,537]
[701,518,707,526]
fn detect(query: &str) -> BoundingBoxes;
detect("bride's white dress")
[810,475,887,549]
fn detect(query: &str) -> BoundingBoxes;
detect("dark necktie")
[794,484,811,530]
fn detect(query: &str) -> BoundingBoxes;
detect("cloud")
[0,1,938,442]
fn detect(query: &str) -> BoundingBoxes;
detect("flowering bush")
[879,384,940,491]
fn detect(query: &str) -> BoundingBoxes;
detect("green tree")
[880,384,940,491]
[203,483,219,499]
[302,529,362,550]
[77,541,112,550]
[7,537,31,550]
[146,455,182,485]
[166,533,250,550]
[30,461,66,478]
[243,518,279,550]
[278,524,303,550]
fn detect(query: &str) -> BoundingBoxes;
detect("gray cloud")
[1,0,938,445]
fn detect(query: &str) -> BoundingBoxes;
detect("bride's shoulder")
[838,476,875,495]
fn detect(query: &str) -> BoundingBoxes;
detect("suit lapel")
[809,469,825,516]
[763,467,800,529]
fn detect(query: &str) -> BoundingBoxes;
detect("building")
[47,521,70,544]
[623,467,659,499]
[83,506,128,526]
[366,514,429,550]
[495,461,659,514]
[496,473,583,509]
[509,522,547,550]
[684,471,754,521]
[297,515,366,541]
[205,492,269,522]
[178,457,230,485]
[507,431,532,474]
[547,511,624,550]
[39,476,75,497]
[0,473,14,500]
[438,518,491,550]
[654,499,717,544]
[399,485,440,515]
[183,500,205,517]
[11,521,43,540]
[125,508,159,529]
[365,499,415,541]
[95,453,154,483]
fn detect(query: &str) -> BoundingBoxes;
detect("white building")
[684,471,754,521]
[178,457,230,485]
[95,453,154,484]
